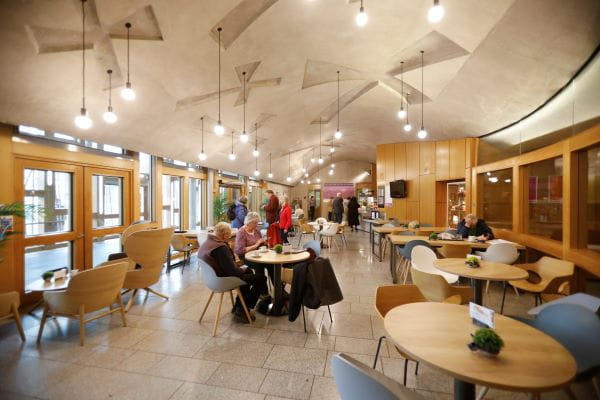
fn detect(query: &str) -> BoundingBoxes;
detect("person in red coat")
[279,196,292,244]
[262,190,279,225]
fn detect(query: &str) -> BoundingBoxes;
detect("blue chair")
[397,240,431,284]
[303,240,321,257]
[332,353,424,400]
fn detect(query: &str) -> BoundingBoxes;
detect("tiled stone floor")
[0,231,583,399]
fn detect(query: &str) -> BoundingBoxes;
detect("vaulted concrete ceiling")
[0,0,599,184]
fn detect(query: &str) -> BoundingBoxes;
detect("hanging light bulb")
[103,69,117,123]
[74,0,92,130]
[240,132,248,143]
[316,177,321,183]
[268,172,273,179]
[253,123,259,157]
[355,0,368,26]
[334,71,343,139]
[318,157,324,164]
[267,153,273,178]
[214,27,225,135]
[253,150,260,176]
[120,23,136,101]
[331,163,336,168]
[302,167,307,173]
[304,172,309,177]
[310,148,315,163]
[330,146,335,153]
[427,0,444,24]
[404,93,412,132]
[286,152,291,182]
[228,131,236,160]
[418,50,428,139]
[397,61,406,119]
[198,117,207,161]
[328,169,334,176]
[300,179,305,184]
[253,169,260,177]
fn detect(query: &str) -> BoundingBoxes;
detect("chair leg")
[403,359,408,386]
[117,292,127,327]
[146,287,170,300]
[373,336,385,369]
[78,304,85,346]
[236,288,253,325]
[199,291,215,323]
[37,303,49,343]
[124,288,138,312]
[229,291,235,307]
[327,305,333,323]
[476,387,489,400]
[302,305,307,333]
[403,260,411,285]
[529,393,541,400]
[485,280,490,294]
[501,282,508,314]
[513,286,520,297]
[212,292,224,337]
[563,386,577,400]
[11,303,25,342]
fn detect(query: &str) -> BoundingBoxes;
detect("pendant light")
[328,153,334,175]
[253,156,260,177]
[403,93,412,132]
[240,71,249,143]
[228,131,236,160]
[334,71,343,139]
[268,153,273,178]
[300,179,305,184]
[120,22,136,101]
[198,117,207,160]
[286,153,291,182]
[304,172,309,177]
[213,27,225,135]
[307,179,312,184]
[252,123,259,157]
[397,61,407,119]
[417,50,428,139]
[427,0,444,24]
[318,118,324,164]
[103,69,117,123]
[355,0,368,26]
[74,0,92,130]
[310,148,315,163]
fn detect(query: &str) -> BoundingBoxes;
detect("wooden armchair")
[410,267,472,305]
[167,234,194,272]
[37,261,129,346]
[0,291,25,341]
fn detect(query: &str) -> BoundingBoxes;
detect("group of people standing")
[330,192,361,232]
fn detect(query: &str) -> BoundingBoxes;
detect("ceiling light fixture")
[316,177,321,183]
[300,179,305,184]
[307,180,311,184]
[334,71,343,139]
[120,22,136,101]
[328,169,334,176]
[417,51,428,140]
[74,0,92,130]
[253,156,260,177]
[286,152,291,182]
[103,69,117,123]
[403,93,412,132]
[268,153,273,178]
[213,27,225,135]
[253,123,259,157]
[355,0,368,27]
[310,148,315,163]
[427,0,444,24]
[198,117,207,161]
[397,61,406,119]
[228,131,236,160]
[240,71,249,143]
[318,118,324,164]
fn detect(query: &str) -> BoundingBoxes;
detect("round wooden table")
[245,250,310,315]
[384,303,576,400]
[26,276,72,316]
[434,258,528,305]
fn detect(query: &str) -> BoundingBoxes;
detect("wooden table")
[434,258,528,306]
[384,303,576,400]
[245,250,310,316]
[373,226,449,262]
[364,219,387,260]
[26,275,71,316]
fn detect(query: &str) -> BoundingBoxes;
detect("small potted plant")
[468,328,504,357]
[42,271,54,282]
[429,232,438,240]
[274,244,283,254]
[465,255,480,268]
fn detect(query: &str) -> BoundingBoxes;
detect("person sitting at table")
[198,222,267,323]
[234,212,274,290]
[279,196,292,244]
[456,214,494,240]
[230,195,248,229]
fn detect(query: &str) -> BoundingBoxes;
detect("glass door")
[162,175,182,228]
[447,181,466,227]
[189,178,203,229]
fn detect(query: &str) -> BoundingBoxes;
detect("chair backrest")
[531,303,600,380]
[409,245,438,272]
[302,223,315,234]
[66,261,128,313]
[374,285,426,319]
[482,243,519,264]
[407,220,419,228]
[399,231,416,236]
[303,240,321,257]
[440,244,470,258]
[124,227,174,276]
[322,223,340,236]
[400,240,430,259]
[170,234,188,251]
[410,267,453,303]
[198,259,245,292]
[331,353,424,400]
[0,291,19,317]
[121,221,158,246]
[535,257,575,293]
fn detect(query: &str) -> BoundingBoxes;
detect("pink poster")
[323,183,354,199]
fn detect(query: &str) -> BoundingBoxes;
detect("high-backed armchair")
[122,227,174,311]
[0,291,25,341]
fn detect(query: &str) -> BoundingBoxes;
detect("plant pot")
[468,342,499,357]
[465,261,480,269]
[43,278,52,283]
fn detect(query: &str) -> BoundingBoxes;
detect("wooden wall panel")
[435,181,447,227]
[407,201,419,221]
[406,142,419,201]
[419,142,435,175]
[394,143,407,180]
[384,144,395,184]
[393,198,407,221]
[419,174,436,225]
[449,139,466,179]
[376,145,385,183]
[436,141,449,181]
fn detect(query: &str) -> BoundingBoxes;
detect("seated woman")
[198,222,267,323]
[234,212,273,294]
[456,214,494,240]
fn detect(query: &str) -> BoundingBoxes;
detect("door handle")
[76,234,85,239]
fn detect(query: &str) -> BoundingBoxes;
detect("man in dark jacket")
[262,190,279,225]
[332,192,344,223]
[230,196,248,229]
[456,214,494,240]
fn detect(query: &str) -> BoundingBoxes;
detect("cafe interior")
[0,0,599,399]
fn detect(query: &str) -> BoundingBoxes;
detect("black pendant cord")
[200,117,204,153]
[217,27,222,122]
[81,0,86,109]
[255,123,258,152]
[231,131,234,154]
[400,61,404,110]
[421,50,424,130]
[107,70,112,108]
[126,23,131,84]
[336,71,340,131]
[406,93,410,125]
[242,71,246,133]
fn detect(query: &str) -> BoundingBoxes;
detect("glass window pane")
[477,168,513,230]
[447,182,466,227]
[524,157,563,240]
[24,169,72,237]
[162,175,181,229]
[139,153,153,221]
[189,178,203,229]
[582,144,600,252]
[93,234,122,267]
[92,175,123,228]
[24,241,72,288]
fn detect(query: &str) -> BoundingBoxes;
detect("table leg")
[454,379,475,400]
[390,242,397,283]
[268,264,287,316]
[378,233,384,262]
[472,279,483,305]
[370,224,374,257]
[28,298,45,317]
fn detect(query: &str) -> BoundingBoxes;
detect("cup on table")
[259,245,267,253]
[468,235,477,242]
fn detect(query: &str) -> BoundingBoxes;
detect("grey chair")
[383,231,415,260]
[303,240,321,257]
[332,353,424,400]
[197,259,253,336]
[397,240,431,284]
[420,223,433,227]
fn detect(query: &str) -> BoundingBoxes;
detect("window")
[579,144,600,252]
[139,153,153,221]
[25,241,72,288]
[24,169,72,236]
[523,157,563,240]
[92,175,123,228]
[189,178,204,229]
[92,234,121,267]
[18,125,45,136]
[162,175,181,228]
[477,168,513,230]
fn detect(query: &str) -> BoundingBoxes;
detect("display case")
[447,182,466,227]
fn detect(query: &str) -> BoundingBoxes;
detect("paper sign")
[469,302,495,328]
[54,269,67,280]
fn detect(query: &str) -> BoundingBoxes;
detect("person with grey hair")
[332,192,344,223]
[198,221,266,323]
[230,195,248,229]
[234,212,274,294]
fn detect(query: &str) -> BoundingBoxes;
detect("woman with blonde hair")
[279,195,292,244]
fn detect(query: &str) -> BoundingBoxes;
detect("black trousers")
[333,211,343,223]
[245,261,274,295]
[309,206,315,221]
[236,269,268,310]
[281,229,289,244]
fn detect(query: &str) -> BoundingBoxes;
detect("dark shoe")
[256,296,272,315]
[233,308,256,323]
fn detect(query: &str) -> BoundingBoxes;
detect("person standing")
[262,189,280,225]
[308,195,316,221]
[347,196,360,231]
[279,196,292,244]
[332,192,344,223]
[230,196,248,229]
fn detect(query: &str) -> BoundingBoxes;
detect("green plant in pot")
[212,194,229,223]
[273,244,283,254]
[429,232,438,240]
[465,255,480,268]
[42,271,54,282]
[468,328,504,356]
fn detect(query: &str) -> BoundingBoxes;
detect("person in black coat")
[347,197,360,231]
[456,214,494,240]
